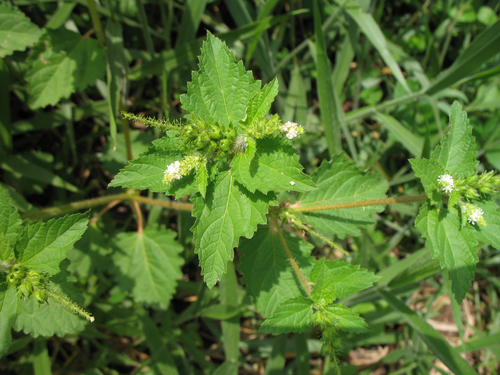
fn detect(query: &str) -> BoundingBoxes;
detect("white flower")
[468,208,484,225]
[290,181,295,186]
[164,161,182,181]
[281,121,302,139]
[437,174,454,194]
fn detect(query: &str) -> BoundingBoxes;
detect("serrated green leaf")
[195,163,209,199]
[472,199,500,249]
[109,139,196,198]
[67,224,111,279]
[238,226,315,318]
[231,137,316,194]
[298,153,388,239]
[0,284,18,357]
[14,213,89,275]
[0,185,22,245]
[310,259,378,303]
[0,3,42,58]
[180,32,261,129]
[14,295,86,338]
[26,28,106,109]
[260,296,313,334]
[325,304,370,334]
[409,158,445,205]
[242,77,279,127]
[192,172,275,288]
[111,227,184,309]
[431,101,478,177]
[415,203,478,303]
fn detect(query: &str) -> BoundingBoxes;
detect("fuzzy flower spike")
[164,161,182,183]
[437,174,454,194]
[468,207,484,225]
[281,121,304,139]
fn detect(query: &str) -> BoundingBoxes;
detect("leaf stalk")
[288,194,428,213]
[272,215,312,297]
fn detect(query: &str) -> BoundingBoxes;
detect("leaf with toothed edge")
[191,171,276,288]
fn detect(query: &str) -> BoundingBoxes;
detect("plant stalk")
[86,0,106,46]
[20,193,193,221]
[288,194,428,213]
[272,216,312,296]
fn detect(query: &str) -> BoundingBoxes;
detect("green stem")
[86,0,106,46]
[120,103,133,161]
[288,194,427,213]
[21,193,193,221]
[272,216,311,297]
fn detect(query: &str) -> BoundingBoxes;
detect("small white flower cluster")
[0,260,11,274]
[467,207,484,225]
[437,174,454,194]
[281,121,302,139]
[164,161,182,182]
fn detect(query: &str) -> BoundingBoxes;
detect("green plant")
[1,1,500,374]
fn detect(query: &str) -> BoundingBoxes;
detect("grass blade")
[139,309,180,375]
[313,0,342,156]
[176,0,208,46]
[338,0,411,94]
[373,112,424,158]
[264,335,287,375]
[32,337,51,375]
[426,19,500,95]
[379,290,478,375]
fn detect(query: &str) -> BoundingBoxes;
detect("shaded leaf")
[26,28,106,109]
[0,285,18,357]
[111,227,184,309]
[238,226,315,318]
[0,3,42,58]
[0,185,22,245]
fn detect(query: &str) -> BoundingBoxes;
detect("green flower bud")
[220,138,231,151]
[33,289,48,304]
[209,125,221,139]
[19,282,33,298]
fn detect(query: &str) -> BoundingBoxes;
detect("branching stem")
[21,193,194,221]
[272,216,312,297]
[288,194,428,213]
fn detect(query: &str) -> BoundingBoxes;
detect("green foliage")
[111,227,184,308]
[239,226,316,318]
[411,102,500,303]
[26,28,106,109]
[2,2,500,373]
[191,172,275,288]
[298,153,388,239]
[0,3,41,58]
[0,186,91,356]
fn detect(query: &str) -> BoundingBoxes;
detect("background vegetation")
[1,0,500,374]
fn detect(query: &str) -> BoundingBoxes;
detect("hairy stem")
[272,216,312,297]
[288,194,428,213]
[21,193,193,221]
